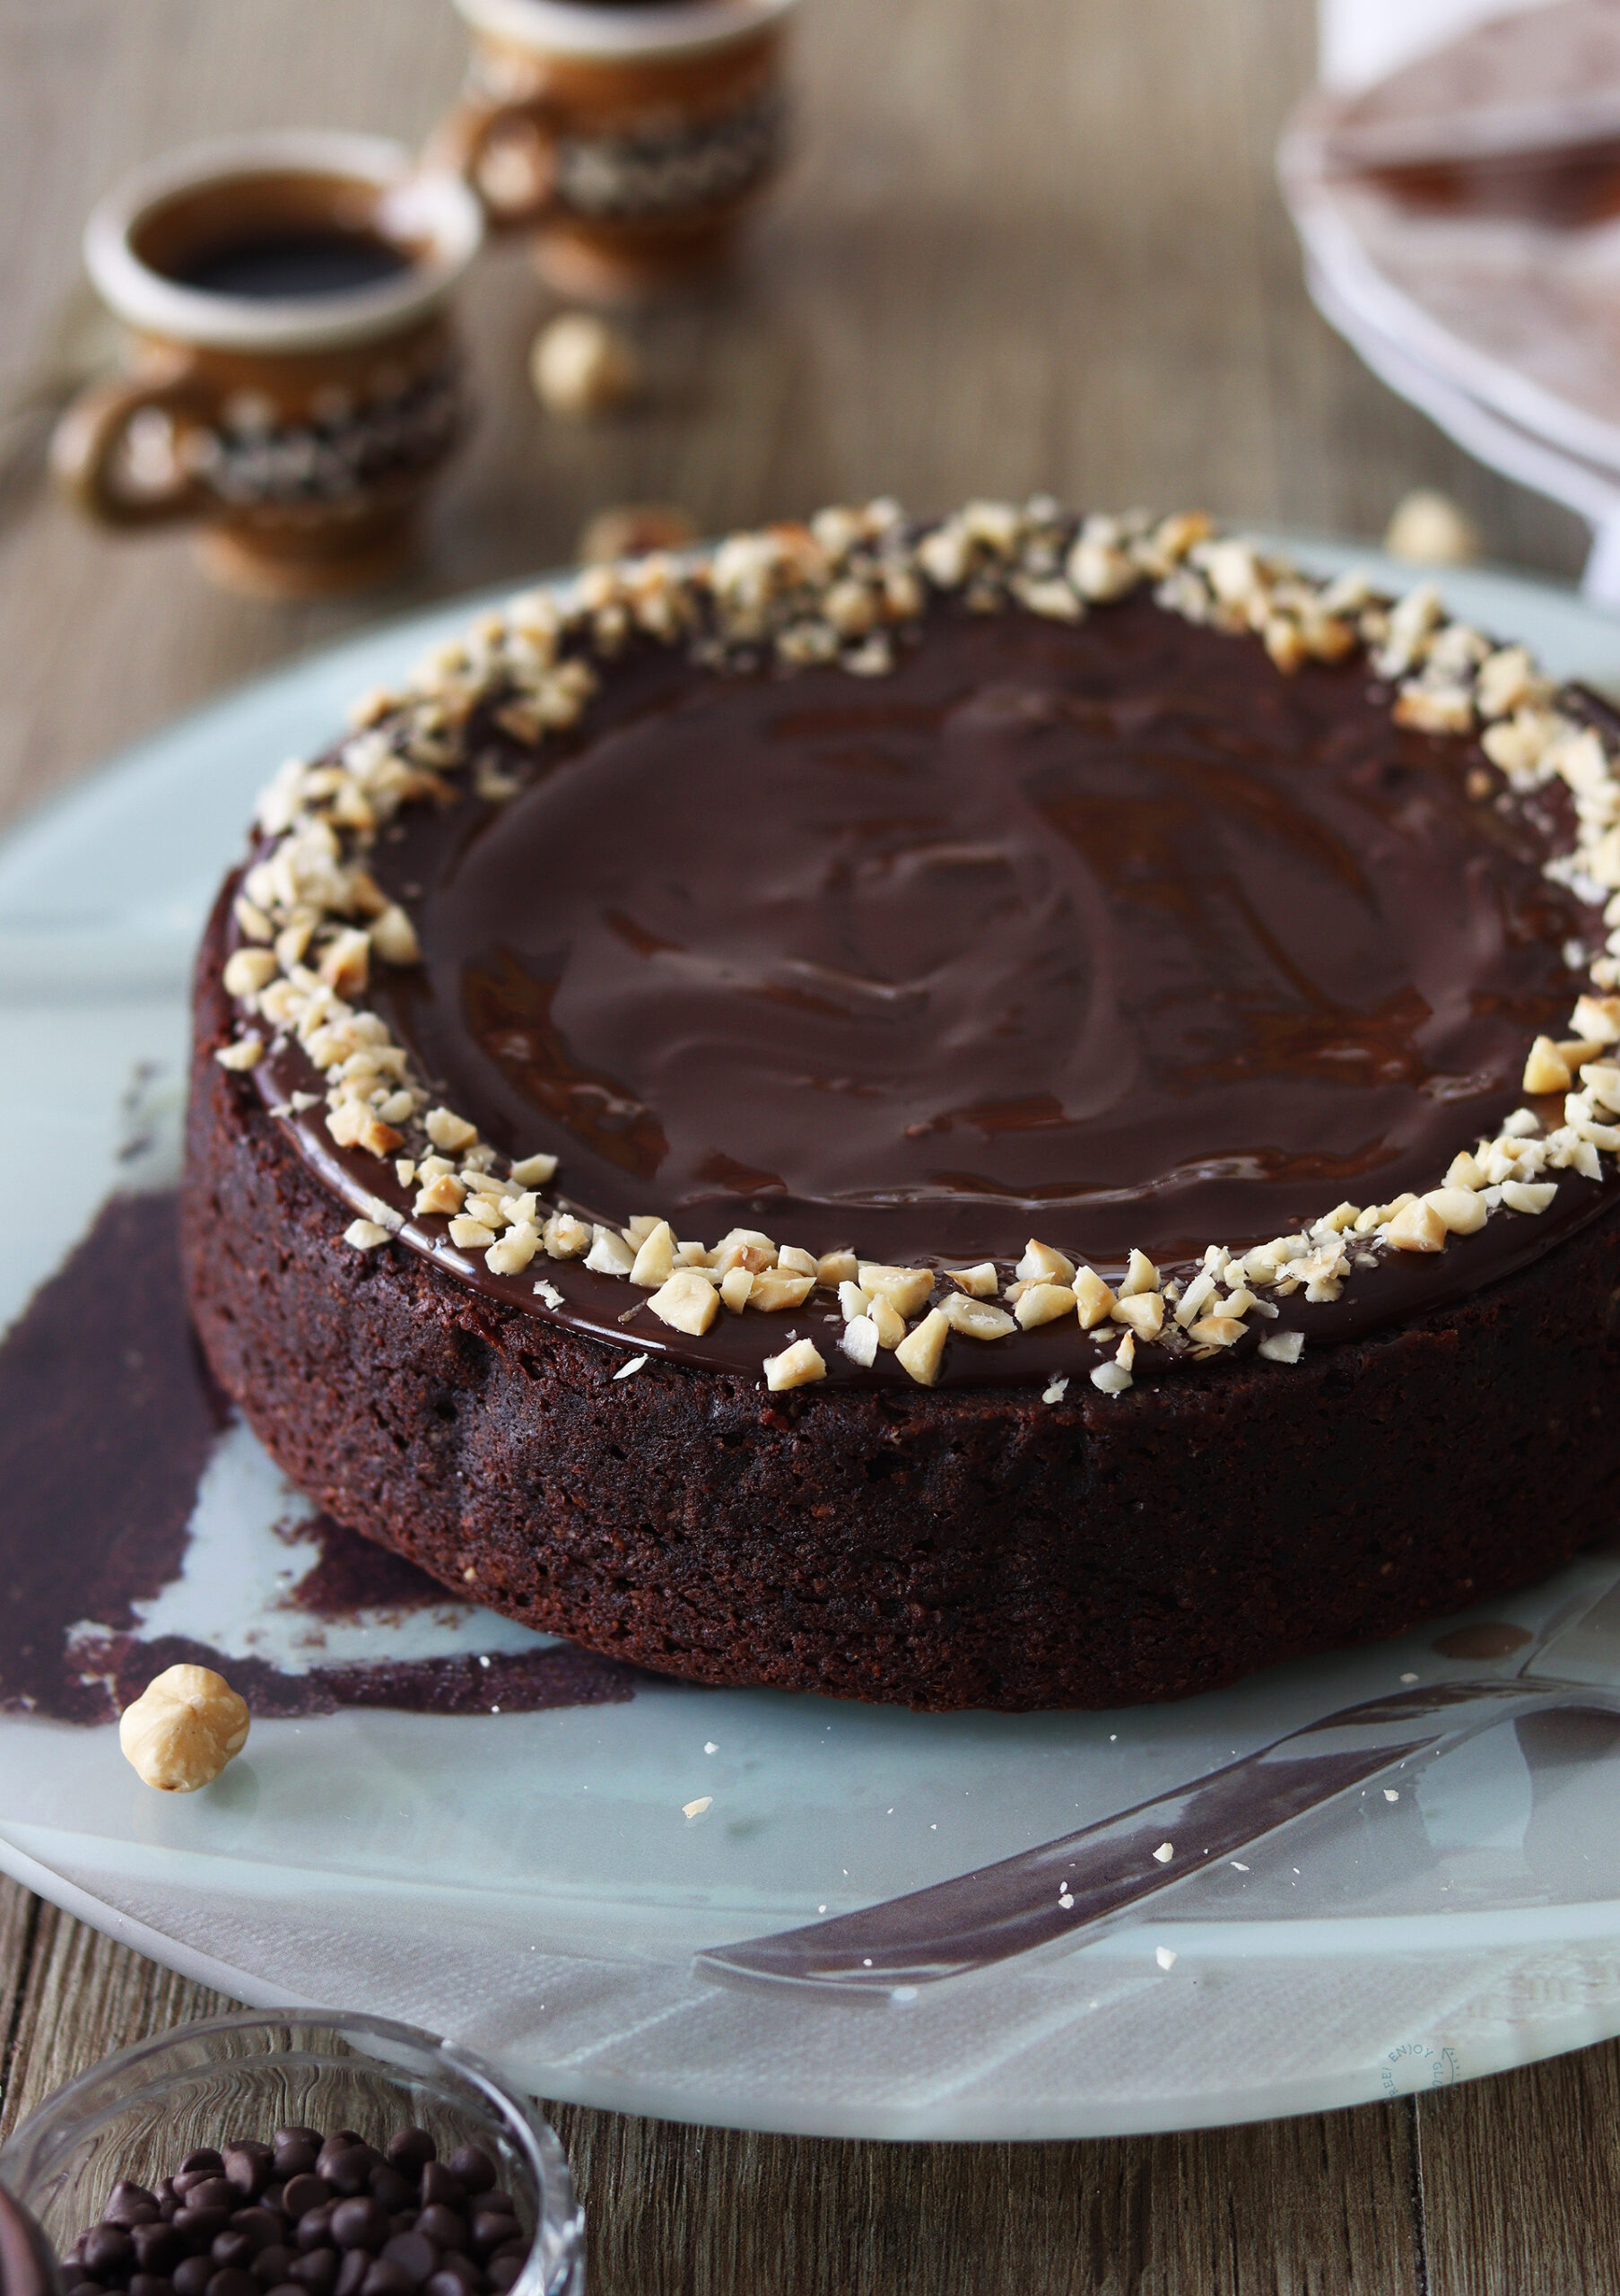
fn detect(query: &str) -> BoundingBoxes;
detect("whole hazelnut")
[529,314,641,418]
[119,1664,250,1792]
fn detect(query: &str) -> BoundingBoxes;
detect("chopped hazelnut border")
[216,500,1615,1395]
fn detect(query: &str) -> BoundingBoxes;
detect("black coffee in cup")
[167,226,414,301]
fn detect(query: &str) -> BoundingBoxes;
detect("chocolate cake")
[183,500,1620,1709]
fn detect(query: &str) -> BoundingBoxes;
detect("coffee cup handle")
[429,94,562,231]
[50,354,213,530]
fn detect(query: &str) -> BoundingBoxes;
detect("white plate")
[6,555,1620,2141]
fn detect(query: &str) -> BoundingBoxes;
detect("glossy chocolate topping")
[247,592,1618,1387]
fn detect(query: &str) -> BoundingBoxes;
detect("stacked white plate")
[1282,0,1620,602]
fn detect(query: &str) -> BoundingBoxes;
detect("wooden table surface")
[1,1,1616,2287]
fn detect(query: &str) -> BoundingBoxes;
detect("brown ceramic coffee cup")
[52,132,483,596]
[432,0,800,299]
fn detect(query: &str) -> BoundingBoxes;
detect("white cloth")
[1318,0,1557,95]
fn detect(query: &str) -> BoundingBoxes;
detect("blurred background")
[0,0,1593,827]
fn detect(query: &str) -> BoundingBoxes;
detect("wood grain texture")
[0,0,1613,2289]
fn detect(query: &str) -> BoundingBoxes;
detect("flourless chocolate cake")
[183,501,1620,1709]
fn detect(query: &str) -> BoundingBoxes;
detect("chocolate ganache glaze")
[244,587,1617,1387]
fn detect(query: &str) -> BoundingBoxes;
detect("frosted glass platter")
[5,550,1620,2141]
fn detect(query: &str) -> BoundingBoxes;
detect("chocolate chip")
[384,2133,435,2176]
[414,2172,462,2213]
[274,2179,321,2225]
[106,2187,161,2230]
[427,2256,480,2290]
[181,2156,225,2181]
[223,2147,274,2201]
[379,2235,435,2288]
[293,2210,334,2256]
[484,2263,521,2293]
[334,2253,369,2296]
[182,2185,236,2219]
[285,2260,336,2296]
[411,2211,462,2254]
[365,2170,414,2215]
[129,2275,175,2296]
[207,2271,257,2296]
[250,2249,296,2287]
[133,2228,182,2275]
[208,2236,255,2274]
[156,2187,181,2224]
[273,2144,318,2184]
[85,2227,135,2278]
[443,2156,493,2202]
[329,2202,390,2255]
[172,2256,213,2296]
[174,2211,232,2252]
[229,2213,283,2255]
[315,2141,364,2181]
[359,2266,416,2296]
[466,2222,517,2262]
[274,2132,323,2156]
[424,2274,471,2296]
[320,2154,375,2202]
[263,2285,307,2296]
[260,2190,287,2222]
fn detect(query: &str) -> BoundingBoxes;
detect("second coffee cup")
[434,0,802,300]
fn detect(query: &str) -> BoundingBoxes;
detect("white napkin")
[1318,0,1556,94]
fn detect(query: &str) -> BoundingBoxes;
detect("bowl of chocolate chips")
[0,2014,581,2296]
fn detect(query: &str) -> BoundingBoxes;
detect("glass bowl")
[0,2012,582,2296]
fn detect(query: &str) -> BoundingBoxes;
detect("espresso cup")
[52,132,483,596]
[432,0,800,300]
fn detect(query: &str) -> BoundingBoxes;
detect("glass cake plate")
[4,548,1620,2142]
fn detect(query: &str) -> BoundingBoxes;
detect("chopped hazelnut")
[1385,1198,1447,1252]
[840,1316,879,1367]
[649,1267,721,1335]
[1502,1179,1557,1213]
[763,1338,827,1392]
[532,312,642,417]
[817,1249,859,1288]
[512,1151,560,1186]
[868,1295,908,1349]
[777,1245,819,1278]
[1073,1266,1116,1328]
[214,1035,264,1071]
[1090,1361,1133,1395]
[1258,1329,1304,1365]
[858,1265,936,1318]
[370,903,421,966]
[415,1173,466,1218]
[1523,1036,1574,1094]
[749,1269,816,1312]
[1424,1187,1488,1236]
[1015,1282,1077,1330]
[449,1216,497,1249]
[486,1222,540,1274]
[543,1211,591,1258]
[425,1106,479,1153]
[222,946,278,999]
[630,1220,676,1288]
[719,1265,755,1313]
[895,1307,951,1386]
[942,1292,1016,1340]
[586,1225,636,1276]
[343,1218,391,1251]
[1111,1292,1164,1341]
[1016,1238,1076,1285]
[946,1262,999,1298]
[1572,995,1620,1046]
[119,1664,249,1793]
[1187,1314,1244,1346]
[1118,1248,1159,1297]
